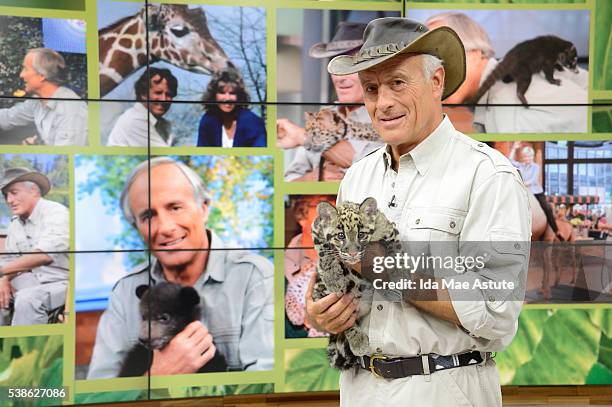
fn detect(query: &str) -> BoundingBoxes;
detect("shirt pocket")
[405,207,466,242]
[212,326,241,370]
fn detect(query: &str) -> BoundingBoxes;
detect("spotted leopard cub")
[303,109,381,153]
[312,197,400,370]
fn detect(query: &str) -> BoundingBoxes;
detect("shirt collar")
[44,87,65,110]
[150,229,226,286]
[381,115,453,176]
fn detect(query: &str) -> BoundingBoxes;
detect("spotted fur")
[312,197,400,370]
[303,109,381,153]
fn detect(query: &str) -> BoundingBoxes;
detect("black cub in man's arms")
[119,282,227,377]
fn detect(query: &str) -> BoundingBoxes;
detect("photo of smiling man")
[85,156,274,378]
[106,68,177,147]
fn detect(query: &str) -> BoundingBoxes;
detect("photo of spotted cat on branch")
[311,197,400,370]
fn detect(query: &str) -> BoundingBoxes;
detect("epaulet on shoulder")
[111,262,149,291]
[353,145,385,165]
[470,140,517,173]
[229,251,273,277]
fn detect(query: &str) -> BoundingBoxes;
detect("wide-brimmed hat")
[328,17,466,100]
[0,167,50,196]
[309,22,367,59]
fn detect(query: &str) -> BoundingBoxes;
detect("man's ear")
[431,65,445,100]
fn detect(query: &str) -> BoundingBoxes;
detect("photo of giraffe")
[97,1,267,147]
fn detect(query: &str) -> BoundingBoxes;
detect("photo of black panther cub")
[119,282,227,377]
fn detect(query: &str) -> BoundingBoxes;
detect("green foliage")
[75,390,145,405]
[284,349,340,392]
[593,102,612,133]
[406,0,585,3]
[0,0,84,10]
[155,383,274,399]
[0,335,64,407]
[594,0,612,90]
[0,16,87,107]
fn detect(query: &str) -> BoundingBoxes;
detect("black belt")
[358,350,490,379]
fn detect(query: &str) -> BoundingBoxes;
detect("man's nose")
[376,86,394,112]
[156,211,176,235]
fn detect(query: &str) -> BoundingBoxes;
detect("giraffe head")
[148,5,231,75]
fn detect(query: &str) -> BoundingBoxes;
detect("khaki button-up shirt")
[337,116,531,360]
[107,102,174,147]
[3,198,69,283]
[0,87,88,145]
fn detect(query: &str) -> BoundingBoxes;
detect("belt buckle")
[369,354,387,378]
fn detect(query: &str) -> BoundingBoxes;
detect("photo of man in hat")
[304,17,530,406]
[0,167,69,326]
[277,21,384,181]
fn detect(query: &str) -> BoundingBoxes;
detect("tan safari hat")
[327,17,466,100]
[0,167,50,196]
[309,22,367,59]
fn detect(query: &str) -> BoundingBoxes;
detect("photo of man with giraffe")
[98,2,267,147]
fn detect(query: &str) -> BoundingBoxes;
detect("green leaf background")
[593,102,612,133]
[0,335,64,407]
[594,0,612,90]
[284,349,340,392]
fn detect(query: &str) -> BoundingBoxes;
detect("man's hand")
[150,321,216,375]
[304,272,358,334]
[22,135,38,145]
[0,276,12,309]
[277,118,306,149]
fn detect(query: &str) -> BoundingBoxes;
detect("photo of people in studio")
[0,16,88,145]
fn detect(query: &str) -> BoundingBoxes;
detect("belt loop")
[421,355,431,382]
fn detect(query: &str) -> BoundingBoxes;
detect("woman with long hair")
[197,68,266,147]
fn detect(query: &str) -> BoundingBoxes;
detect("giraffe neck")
[99,11,149,96]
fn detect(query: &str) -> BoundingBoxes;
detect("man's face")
[330,73,363,104]
[4,181,40,218]
[358,54,444,151]
[128,163,209,269]
[20,53,45,94]
[147,75,174,118]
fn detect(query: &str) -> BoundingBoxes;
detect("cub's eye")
[337,232,346,240]
[158,313,170,322]
[357,231,366,240]
[170,25,189,37]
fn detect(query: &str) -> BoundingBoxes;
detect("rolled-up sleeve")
[239,257,274,371]
[448,170,531,341]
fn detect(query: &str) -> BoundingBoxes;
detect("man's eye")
[337,232,346,240]
[365,85,377,93]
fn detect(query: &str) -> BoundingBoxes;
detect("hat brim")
[327,26,466,100]
[309,40,364,59]
[1,173,50,196]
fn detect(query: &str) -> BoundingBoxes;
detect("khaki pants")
[0,273,67,326]
[340,358,502,407]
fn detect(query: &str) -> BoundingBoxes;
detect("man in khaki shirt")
[0,167,69,326]
[305,18,530,406]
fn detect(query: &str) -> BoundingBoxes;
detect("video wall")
[0,0,610,404]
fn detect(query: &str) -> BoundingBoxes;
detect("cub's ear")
[135,285,150,299]
[316,201,337,223]
[179,286,200,308]
[360,197,378,218]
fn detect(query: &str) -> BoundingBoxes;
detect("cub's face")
[135,283,201,350]
[313,198,379,265]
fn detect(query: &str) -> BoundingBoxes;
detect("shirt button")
[415,219,421,225]
[514,243,521,249]
[488,296,496,302]
[477,143,484,147]
[377,304,383,311]
[449,221,456,229]
[376,347,382,353]
[391,182,395,187]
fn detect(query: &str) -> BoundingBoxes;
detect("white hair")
[426,12,495,59]
[420,54,444,80]
[119,157,211,225]
[22,181,42,195]
[28,48,66,85]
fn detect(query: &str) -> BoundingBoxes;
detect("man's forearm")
[322,140,354,167]
[0,252,53,279]
[404,273,461,326]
